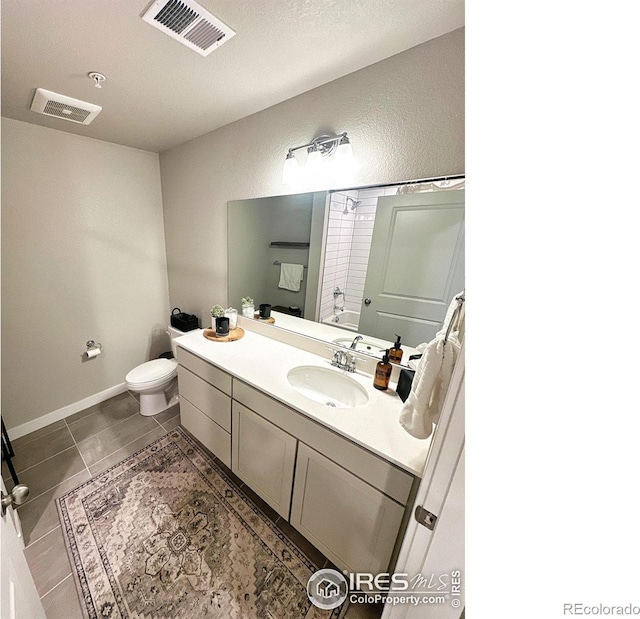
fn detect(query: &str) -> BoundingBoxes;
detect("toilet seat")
[125,358,177,390]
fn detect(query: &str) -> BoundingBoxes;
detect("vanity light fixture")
[282,132,353,184]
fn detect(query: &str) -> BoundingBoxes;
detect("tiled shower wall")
[318,186,399,324]
[318,190,357,320]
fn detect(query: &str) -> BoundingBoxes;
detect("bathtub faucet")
[333,287,343,298]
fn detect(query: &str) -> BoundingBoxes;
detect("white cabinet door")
[180,398,231,468]
[291,443,405,575]
[231,402,297,520]
[177,366,231,431]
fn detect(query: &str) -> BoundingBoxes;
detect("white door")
[0,480,46,619]
[358,191,464,346]
[383,346,465,619]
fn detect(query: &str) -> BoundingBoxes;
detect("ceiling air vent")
[30,89,102,125]
[142,0,235,56]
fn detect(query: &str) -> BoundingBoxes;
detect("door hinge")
[414,506,438,530]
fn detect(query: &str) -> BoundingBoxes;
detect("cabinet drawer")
[176,347,232,396]
[231,402,297,520]
[233,379,414,505]
[180,397,231,467]
[178,366,231,432]
[291,443,404,575]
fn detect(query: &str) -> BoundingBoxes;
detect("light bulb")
[282,152,299,184]
[334,138,353,168]
[305,148,324,174]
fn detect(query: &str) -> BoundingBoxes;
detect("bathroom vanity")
[174,326,431,576]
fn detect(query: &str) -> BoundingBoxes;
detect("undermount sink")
[332,337,384,358]
[287,365,370,408]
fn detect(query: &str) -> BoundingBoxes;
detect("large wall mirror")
[228,176,465,362]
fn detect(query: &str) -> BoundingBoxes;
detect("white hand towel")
[278,263,304,291]
[399,293,464,439]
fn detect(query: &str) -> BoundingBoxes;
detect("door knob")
[1,484,30,516]
[364,298,372,306]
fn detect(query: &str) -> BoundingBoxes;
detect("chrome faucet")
[350,335,363,349]
[330,349,356,372]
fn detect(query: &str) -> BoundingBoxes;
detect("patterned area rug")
[57,428,341,618]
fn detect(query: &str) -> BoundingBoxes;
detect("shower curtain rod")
[328,174,465,195]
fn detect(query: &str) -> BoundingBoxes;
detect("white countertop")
[175,328,431,477]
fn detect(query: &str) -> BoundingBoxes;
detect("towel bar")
[273,261,308,268]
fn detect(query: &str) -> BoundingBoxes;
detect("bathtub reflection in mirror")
[227,176,465,357]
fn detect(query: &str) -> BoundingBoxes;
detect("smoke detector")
[30,88,102,125]
[142,0,235,57]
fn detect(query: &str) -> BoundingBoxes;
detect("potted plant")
[241,296,255,319]
[210,304,225,329]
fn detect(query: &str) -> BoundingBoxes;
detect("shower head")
[339,195,362,215]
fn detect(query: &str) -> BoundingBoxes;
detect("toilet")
[125,326,183,416]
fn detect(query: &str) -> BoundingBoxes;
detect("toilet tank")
[167,326,187,357]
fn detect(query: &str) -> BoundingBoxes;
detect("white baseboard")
[6,383,129,441]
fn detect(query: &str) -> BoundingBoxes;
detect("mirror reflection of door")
[228,178,465,354]
[358,190,465,346]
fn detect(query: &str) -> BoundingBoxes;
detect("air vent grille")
[30,89,102,125]
[155,0,198,34]
[184,18,225,50]
[42,101,91,123]
[142,0,235,56]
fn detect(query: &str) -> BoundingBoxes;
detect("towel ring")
[443,293,465,345]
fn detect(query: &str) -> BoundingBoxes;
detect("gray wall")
[228,193,315,315]
[227,197,273,315]
[160,30,464,324]
[1,119,170,430]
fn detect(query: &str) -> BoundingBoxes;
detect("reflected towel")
[399,293,464,439]
[278,263,304,291]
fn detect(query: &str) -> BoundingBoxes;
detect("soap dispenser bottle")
[374,349,392,391]
[389,334,404,364]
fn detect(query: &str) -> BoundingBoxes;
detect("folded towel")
[278,263,304,291]
[399,293,464,439]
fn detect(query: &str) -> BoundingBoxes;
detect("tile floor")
[3,392,381,619]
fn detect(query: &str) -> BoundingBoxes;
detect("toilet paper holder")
[85,340,103,358]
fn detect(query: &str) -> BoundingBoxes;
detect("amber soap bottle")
[389,334,403,364]
[374,349,392,390]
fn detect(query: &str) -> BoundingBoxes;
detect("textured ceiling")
[1,0,464,153]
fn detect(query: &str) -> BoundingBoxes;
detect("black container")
[170,307,199,332]
[215,316,230,337]
[396,354,423,402]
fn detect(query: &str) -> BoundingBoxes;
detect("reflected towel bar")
[273,261,308,268]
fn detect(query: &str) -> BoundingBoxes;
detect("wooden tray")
[254,314,276,324]
[202,327,245,342]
